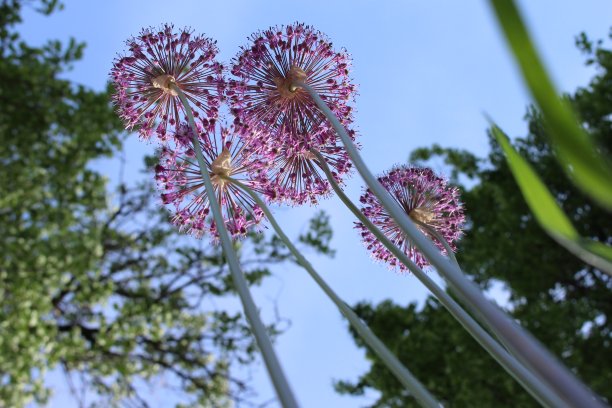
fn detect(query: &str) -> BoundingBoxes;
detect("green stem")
[415,221,517,352]
[300,80,602,407]
[314,151,567,408]
[229,178,441,408]
[172,84,299,408]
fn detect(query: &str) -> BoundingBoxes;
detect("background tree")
[0,1,334,406]
[336,30,612,407]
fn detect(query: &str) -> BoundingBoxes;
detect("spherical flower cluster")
[111,24,224,141]
[356,166,465,270]
[228,22,356,137]
[155,122,267,239]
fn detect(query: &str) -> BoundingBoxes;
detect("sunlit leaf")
[489,0,612,210]
[492,125,612,276]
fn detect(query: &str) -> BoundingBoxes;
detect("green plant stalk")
[172,84,299,408]
[229,178,441,408]
[297,81,604,408]
[315,151,568,408]
[414,218,552,386]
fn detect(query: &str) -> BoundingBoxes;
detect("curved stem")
[314,151,568,408]
[172,84,299,408]
[229,178,441,408]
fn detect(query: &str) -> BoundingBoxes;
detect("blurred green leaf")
[492,125,612,276]
[489,0,612,210]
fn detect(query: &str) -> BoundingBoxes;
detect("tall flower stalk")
[171,83,299,408]
[228,177,441,408]
[296,80,605,408]
[112,25,297,407]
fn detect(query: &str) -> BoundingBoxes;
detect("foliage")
[0,1,335,406]
[336,299,537,407]
[336,30,612,407]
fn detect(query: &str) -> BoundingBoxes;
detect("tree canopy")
[336,30,612,407]
[0,1,334,406]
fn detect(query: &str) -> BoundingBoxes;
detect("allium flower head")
[111,24,224,141]
[155,122,267,240]
[356,166,465,270]
[261,121,355,206]
[228,22,356,136]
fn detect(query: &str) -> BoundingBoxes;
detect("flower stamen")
[273,65,307,99]
[301,150,317,160]
[409,207,436,225]
[151,74,178,96]
[211,147,233,189]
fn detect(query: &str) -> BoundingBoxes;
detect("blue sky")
[19,0,612,406]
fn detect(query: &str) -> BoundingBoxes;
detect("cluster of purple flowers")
[110,24,224,141]
[111,23,464,269]
[155,122,267,238]
[356,166,465,270]
[111,23,356,237]
[228,23,355,137]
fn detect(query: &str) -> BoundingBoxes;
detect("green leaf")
[489,0,612,210]
[492,125,612,276]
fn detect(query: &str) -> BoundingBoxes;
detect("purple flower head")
[228,22,356,137]
[110,24,224,141]
[260,120,356,206]
[156,122,268,240]
[356,166,465,270]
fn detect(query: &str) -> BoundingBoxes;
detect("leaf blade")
[489,0,612,210]
[492,125,612,276]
